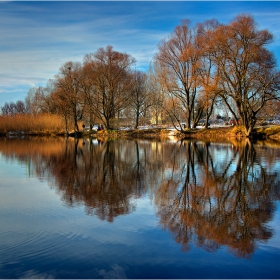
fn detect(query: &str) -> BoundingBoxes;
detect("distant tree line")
[1,100,26,115]
[1,14,280,137]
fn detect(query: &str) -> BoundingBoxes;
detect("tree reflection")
[0,137,279,258]
[0,137,146,222]
[40,138,148,222]
[154,139,280,258]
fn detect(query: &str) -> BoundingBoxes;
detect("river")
[0,137,280,278]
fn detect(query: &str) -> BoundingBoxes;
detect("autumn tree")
[80,60,99,128]
[84,46,136,129]
[46,87,73,132]
[53,61,84,132]
[155,20,201,130]
[38,79,59,114]
[32,78,75,132]
[195,19,221,128]
[258,99,280,120]
[212,14,280,136]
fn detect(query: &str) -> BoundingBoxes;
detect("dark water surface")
[0,137,280,279]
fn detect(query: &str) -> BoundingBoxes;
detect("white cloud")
[0,1,280,106]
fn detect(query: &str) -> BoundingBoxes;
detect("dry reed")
[0,113,65,134]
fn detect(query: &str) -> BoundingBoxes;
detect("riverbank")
[82,125,280,141]
[179,125,280,141]
[1,125,280,141]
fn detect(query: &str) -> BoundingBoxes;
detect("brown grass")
[177,126,238,140]
[254,125,280,140]
[174,125,280,141]
[0,113,65,135]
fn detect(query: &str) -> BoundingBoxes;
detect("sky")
[0,1,280,107]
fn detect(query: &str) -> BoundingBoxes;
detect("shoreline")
[1,125,280,142]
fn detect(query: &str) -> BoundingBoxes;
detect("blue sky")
[0,1,280,107]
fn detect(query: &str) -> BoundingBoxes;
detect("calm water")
[0,137,280,279]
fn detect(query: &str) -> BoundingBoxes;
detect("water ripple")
[0,229,85,266]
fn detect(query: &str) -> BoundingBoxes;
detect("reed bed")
[0,113,65,135]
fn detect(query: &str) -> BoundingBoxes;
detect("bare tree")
[1,102,11,115]
[130,71,152,129]
[1,100,26,115]
[145,64,166,126]
[155,20,201,130]
[25,86,48,114]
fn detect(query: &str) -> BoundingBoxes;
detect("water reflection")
[155,140,280,258]
[0,137,280,259]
